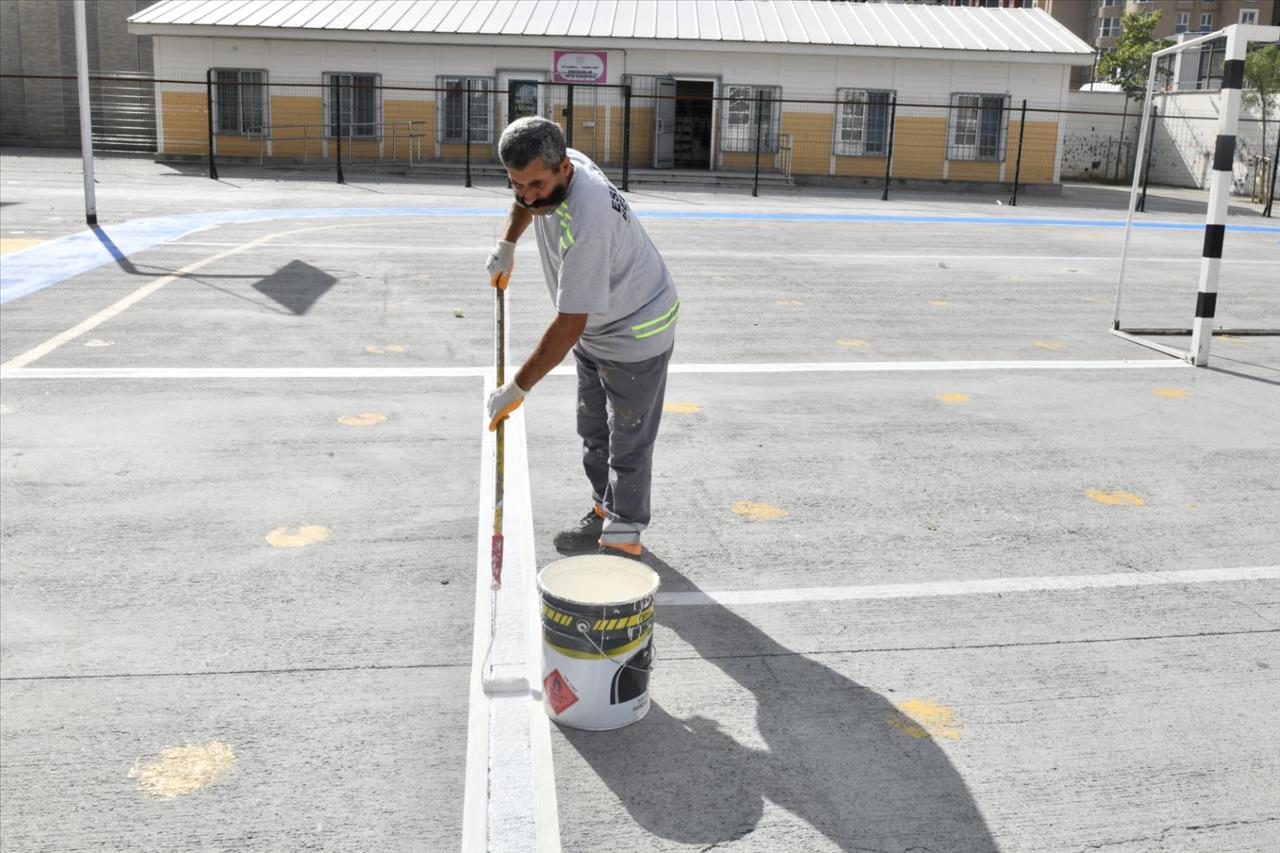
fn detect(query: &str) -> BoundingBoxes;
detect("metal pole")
[465,81,472,188]
[566,84,575,148]
[752,90,763,198]
[881,94,897,201]
[73,0,97,224]
[336,113,345,184]
[1113,53,1159,330]
[1009,99,1027,206]
[1138,104,1158,212]
[622,84,632,191]
[205,68,218,180]
[1264,122,1279,218]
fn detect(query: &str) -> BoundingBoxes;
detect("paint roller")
[481,277,532,696]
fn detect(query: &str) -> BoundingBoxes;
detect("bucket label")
[544,668,579,716]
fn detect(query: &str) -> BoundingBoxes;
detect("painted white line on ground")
[657,566,1280,607]
[0,359,1187,381]
[154,242,1277,266]
[461,379,559,853]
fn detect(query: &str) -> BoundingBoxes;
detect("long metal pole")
[752,90,763,198]
[622,84,632,191]
[1112,52,1159,330]
[881,94,897,202]
[1138,104,1158,212]
[566,83,574,148]
[73,0,97,225]
[1008,99,1027,206]
[465,81,472,188]
[1265,121,1279,218]
[205,68,218,180]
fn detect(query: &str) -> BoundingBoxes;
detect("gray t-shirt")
[532,149,678,362]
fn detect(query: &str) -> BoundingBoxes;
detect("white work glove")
[486,380,527,431]
[486,240,515,290]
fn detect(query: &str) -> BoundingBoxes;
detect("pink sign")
[552,50,608,84]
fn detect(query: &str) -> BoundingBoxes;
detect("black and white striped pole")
[1189,27,1249,367]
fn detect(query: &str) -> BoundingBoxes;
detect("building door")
[673,80,714,169]
[497,71,547,132]
[653,76,676,169]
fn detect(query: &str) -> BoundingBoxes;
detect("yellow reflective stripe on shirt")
[632,299,679,339]
[556,203,575,252]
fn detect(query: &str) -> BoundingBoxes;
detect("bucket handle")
[575,621,656,674]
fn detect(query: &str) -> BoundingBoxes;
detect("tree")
[1242,44,1280,180]
[1096,11,1171,181]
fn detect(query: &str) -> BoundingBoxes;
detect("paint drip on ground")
[732,501,789,520]
[266,525,331,547]
[886,699,960,740]
[1086,489,1145,506]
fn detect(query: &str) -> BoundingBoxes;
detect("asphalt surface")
[2,162,1278,852]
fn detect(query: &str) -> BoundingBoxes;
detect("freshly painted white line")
[0,359,1187,381]
[461,378,559,853]
[657,566,1280,607]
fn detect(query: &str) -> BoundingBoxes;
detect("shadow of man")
[559,551,997,851]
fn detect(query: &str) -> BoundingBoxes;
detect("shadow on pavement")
[560,551,997,852]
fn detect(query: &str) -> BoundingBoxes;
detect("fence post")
[566,83,575,148]
[1264,124,1279,218]
[752,90,764,198]
[1009,99,1027,206]
[1137,104,1158,212]
[336,116,345,184]
[465,81,472,188]
[205,68,218,180]
[881,94,897,202]
[622,84,632,191]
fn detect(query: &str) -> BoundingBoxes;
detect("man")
[484,116,678,560]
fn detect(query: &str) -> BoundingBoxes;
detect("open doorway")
[673,80,714,169]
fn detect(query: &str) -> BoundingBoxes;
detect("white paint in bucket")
[537,555,660,731]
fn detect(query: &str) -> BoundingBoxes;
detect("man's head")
[498,116,572,215]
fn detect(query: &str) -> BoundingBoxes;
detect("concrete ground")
[2,159,1278,852]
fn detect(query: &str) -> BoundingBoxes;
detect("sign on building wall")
[552,50,608,84]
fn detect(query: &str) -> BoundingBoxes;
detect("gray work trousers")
[574,344,673,546]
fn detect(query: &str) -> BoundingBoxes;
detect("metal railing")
[247,120,428,165]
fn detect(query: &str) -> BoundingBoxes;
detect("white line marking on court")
[154,243,1276,266]
[0,359,1187,381]
[0,222,400,371]
[657,566,1280,607]
[461,382,559,853]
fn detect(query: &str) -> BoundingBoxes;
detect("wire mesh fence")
[1,71,1274,217]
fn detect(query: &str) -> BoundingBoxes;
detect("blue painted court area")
[3,205,1278,304]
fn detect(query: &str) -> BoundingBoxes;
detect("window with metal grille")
[720,84,780,153]
[947,93,1009,162]
[834,89,893,157]
[324,73,379,138]
[213,69,265,135]
[438,77,494,144]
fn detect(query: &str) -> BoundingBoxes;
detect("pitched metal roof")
[129,0,1094,60]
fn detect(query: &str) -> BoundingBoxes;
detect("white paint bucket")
[537,554,660,731]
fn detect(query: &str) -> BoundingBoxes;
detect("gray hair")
[498,116,567,171]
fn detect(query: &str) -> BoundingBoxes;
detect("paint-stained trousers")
[574,344,673,546]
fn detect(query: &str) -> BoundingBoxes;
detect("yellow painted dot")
[0,238,45,256]
[1152,388,1191,398]
[664,402,701,414]
[1086,489,1145,506]
[885,699,960,740]
[1034,341,1067,350]
[265,525,332,548]
[928,300,949,307]
[128,742,237,799]
[775,299,803,306]
[936,393,970,404]
[366,345,407,354]
[836,339,869,348]
[731,501,789,520]
[338,412,387,427]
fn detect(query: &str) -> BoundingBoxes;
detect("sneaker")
[598,540,642,560]
[553,506,604,552]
